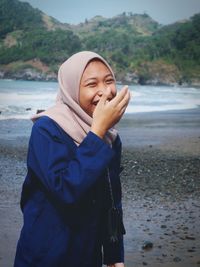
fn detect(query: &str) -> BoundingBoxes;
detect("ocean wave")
[1,80,200,119]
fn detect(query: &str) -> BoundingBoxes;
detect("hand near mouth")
[91,85,130,139]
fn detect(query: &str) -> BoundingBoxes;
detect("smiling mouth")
[93,101,99,106]
[93,98,112,106]
[93,100,98,106]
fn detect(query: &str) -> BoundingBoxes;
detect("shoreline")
[0,108,200,266]
[1,77,200,89]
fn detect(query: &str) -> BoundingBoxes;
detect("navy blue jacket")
[14,116,124,267]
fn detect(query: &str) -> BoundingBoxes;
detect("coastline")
[0,109,200,266]
[1,77,200,88]
[118,108,200,156]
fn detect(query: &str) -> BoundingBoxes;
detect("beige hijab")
[31,51,118,145]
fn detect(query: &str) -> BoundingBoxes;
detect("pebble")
[173,256,181,262]
[36,109,45,114]
[142,241,153,250]
[188,249,196,252]
[185,235,196,240]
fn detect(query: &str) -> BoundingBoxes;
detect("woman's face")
[79,59,117,117]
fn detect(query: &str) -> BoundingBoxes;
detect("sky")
[21,0,200,25]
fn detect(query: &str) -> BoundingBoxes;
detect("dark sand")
[0,109,200,266]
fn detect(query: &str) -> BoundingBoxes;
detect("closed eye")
[105,78,115,84]
[86,82,97,87]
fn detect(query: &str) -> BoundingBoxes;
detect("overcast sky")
[21,0,200,25]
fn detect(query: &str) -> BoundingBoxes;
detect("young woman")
[14,51,130,267]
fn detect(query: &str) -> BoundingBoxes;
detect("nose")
[97,86,113,99]
[102,86,112,96]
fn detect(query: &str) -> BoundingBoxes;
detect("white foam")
[126,103,199,113]
[1,80,200,119]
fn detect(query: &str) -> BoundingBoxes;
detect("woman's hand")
[107,263,125,267]
[91,85,130,138]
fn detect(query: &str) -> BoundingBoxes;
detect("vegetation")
[0,0,45,37]
[0,29,81,64]
[0,0,199,85]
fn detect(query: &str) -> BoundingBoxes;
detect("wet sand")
[0,109,200,266]
[119,109,200,266]
[122,149,200,267]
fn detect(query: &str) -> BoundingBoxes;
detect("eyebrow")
[83,74,114,83]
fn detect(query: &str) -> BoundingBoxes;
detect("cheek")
[111,84,117,97]
[79,87,89,102]
[84,91,95,103]
[79,89,95,111]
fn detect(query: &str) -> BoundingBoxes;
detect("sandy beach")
[0,109,200,267]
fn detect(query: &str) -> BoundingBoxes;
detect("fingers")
[97,85,129,108]
[117,89,131,110]
[111,85,129,106]
[97,90,110,106]
[110,86,130,114]
[93,85,130,130]
[98,86,115,106]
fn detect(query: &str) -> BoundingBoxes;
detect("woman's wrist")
[90,125,106,139]
[107,264,124,267]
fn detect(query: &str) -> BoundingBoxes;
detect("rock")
[185,235,196,240]
[36,109,45,114]
[26,108,31,111]
[2,68,57,81]
[0,71,5,78]
[188,249,196,252]
[173,257,181,262]
[142,241,153,250]
[123,72,139,84]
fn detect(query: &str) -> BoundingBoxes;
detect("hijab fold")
[31,51,118,145]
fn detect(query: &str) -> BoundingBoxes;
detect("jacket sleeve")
[27,118,115,204]
[103,136,125,265]
[103,235,124,265]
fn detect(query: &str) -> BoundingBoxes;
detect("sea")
[0,79,200,120]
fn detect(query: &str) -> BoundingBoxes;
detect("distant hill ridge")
[0,0,199,86]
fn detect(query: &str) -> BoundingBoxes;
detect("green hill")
[0,0,199,86]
